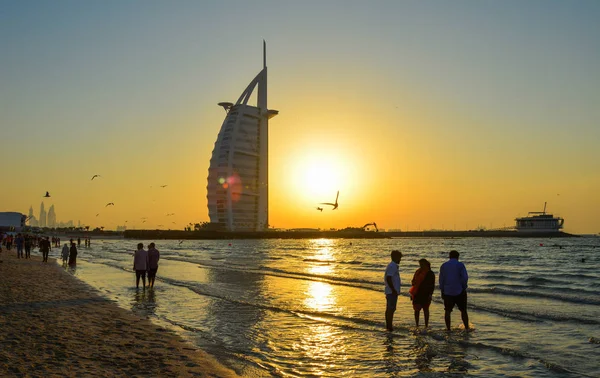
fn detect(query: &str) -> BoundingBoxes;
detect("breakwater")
[123,229,576,240]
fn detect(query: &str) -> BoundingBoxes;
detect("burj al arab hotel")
[206,42,278,231]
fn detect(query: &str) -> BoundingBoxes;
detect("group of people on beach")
[0,232,89,266]
[133,242,160,289]
[384,249,469,331]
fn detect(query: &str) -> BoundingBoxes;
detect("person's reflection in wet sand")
[412,333,435,373]
[383,333,401,375]
[132,289,157,318]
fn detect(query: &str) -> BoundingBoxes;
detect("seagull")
[142,220,146,223]
[91,175,101,180]
[157,224,164,227]
[320,191,339,210]
[96,213,100,217]
[160,185,168,188]
[178,240,184,245]
[44,191,51,198]
[105,202,114,207]
[316,207,323,212]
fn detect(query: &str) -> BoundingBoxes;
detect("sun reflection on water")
[305,281,335,312]
[306,238,336,276]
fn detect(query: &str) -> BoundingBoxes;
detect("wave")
[468,302,600,325]
[83,257,600,327]
[469,287,600,306]
[340,260,363,265]
[302,258,332,264]
[450,340,589,377]
[139,274,594,377]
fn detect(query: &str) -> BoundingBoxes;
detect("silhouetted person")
[409,259,435,328]
[439,250,469,331]
[61,243,69,265]
[24,236,32,259]
[384,250,402,331]
[40,237,51,263]
[147,242,160,288]
[15,234,24,258]
[133,243,149,289]
[68,242,78,266]
[77,237,81,247]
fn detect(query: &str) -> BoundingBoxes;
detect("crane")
[362,222,379,232]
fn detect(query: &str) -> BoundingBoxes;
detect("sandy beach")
[0,249,238,377]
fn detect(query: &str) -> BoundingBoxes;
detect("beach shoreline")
[0,249,238,377]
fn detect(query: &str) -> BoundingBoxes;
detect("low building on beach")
[0,212,27,232]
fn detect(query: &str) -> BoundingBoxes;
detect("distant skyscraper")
[39,202,47,228]
[27,205,38,227]
[206,42,278,231]
[47,205,56,228]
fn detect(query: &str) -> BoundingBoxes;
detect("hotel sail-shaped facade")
[207,43,278,231]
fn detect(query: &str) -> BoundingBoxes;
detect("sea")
[55,237,600,377]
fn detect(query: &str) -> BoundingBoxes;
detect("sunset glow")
[1,2,599,233]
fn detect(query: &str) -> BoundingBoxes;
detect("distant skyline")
[1,1,599,233]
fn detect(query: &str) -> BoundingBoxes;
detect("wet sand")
[0,249,238,377]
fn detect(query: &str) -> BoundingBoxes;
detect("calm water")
[57,237,600,377]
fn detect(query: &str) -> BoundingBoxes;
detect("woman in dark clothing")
[68,242,78,265]
[409,258,436,328]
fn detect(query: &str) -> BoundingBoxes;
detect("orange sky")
[2,2,599,233]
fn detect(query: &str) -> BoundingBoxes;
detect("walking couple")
[133,242,160,289]
[384,249,469,331]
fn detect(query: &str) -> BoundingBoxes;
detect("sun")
[292,153,348,204]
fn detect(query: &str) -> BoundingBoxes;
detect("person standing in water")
[409,258,435,328]
[147,242,160,288]
[439,250,469,331]
[68,242,78,265]
[61,243,70,265]
[133,243,149,289]
[384,250,402,331]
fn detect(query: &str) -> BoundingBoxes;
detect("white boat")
[515,202,564,233]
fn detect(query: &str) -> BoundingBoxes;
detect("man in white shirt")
[384,250,402,331]
[133,243,149,289]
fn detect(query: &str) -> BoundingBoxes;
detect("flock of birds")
[42,174,173,229]
[43,181,341,227]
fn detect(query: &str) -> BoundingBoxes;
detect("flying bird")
[96,213,100,217]
[105,202,114,207]
[91,175,101,180]
[142,220,146,223]
[160,185,168,188]
[320,191,339,210]
[178,240,184,245]
[316,207,323,212]
[44,191,51,198]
